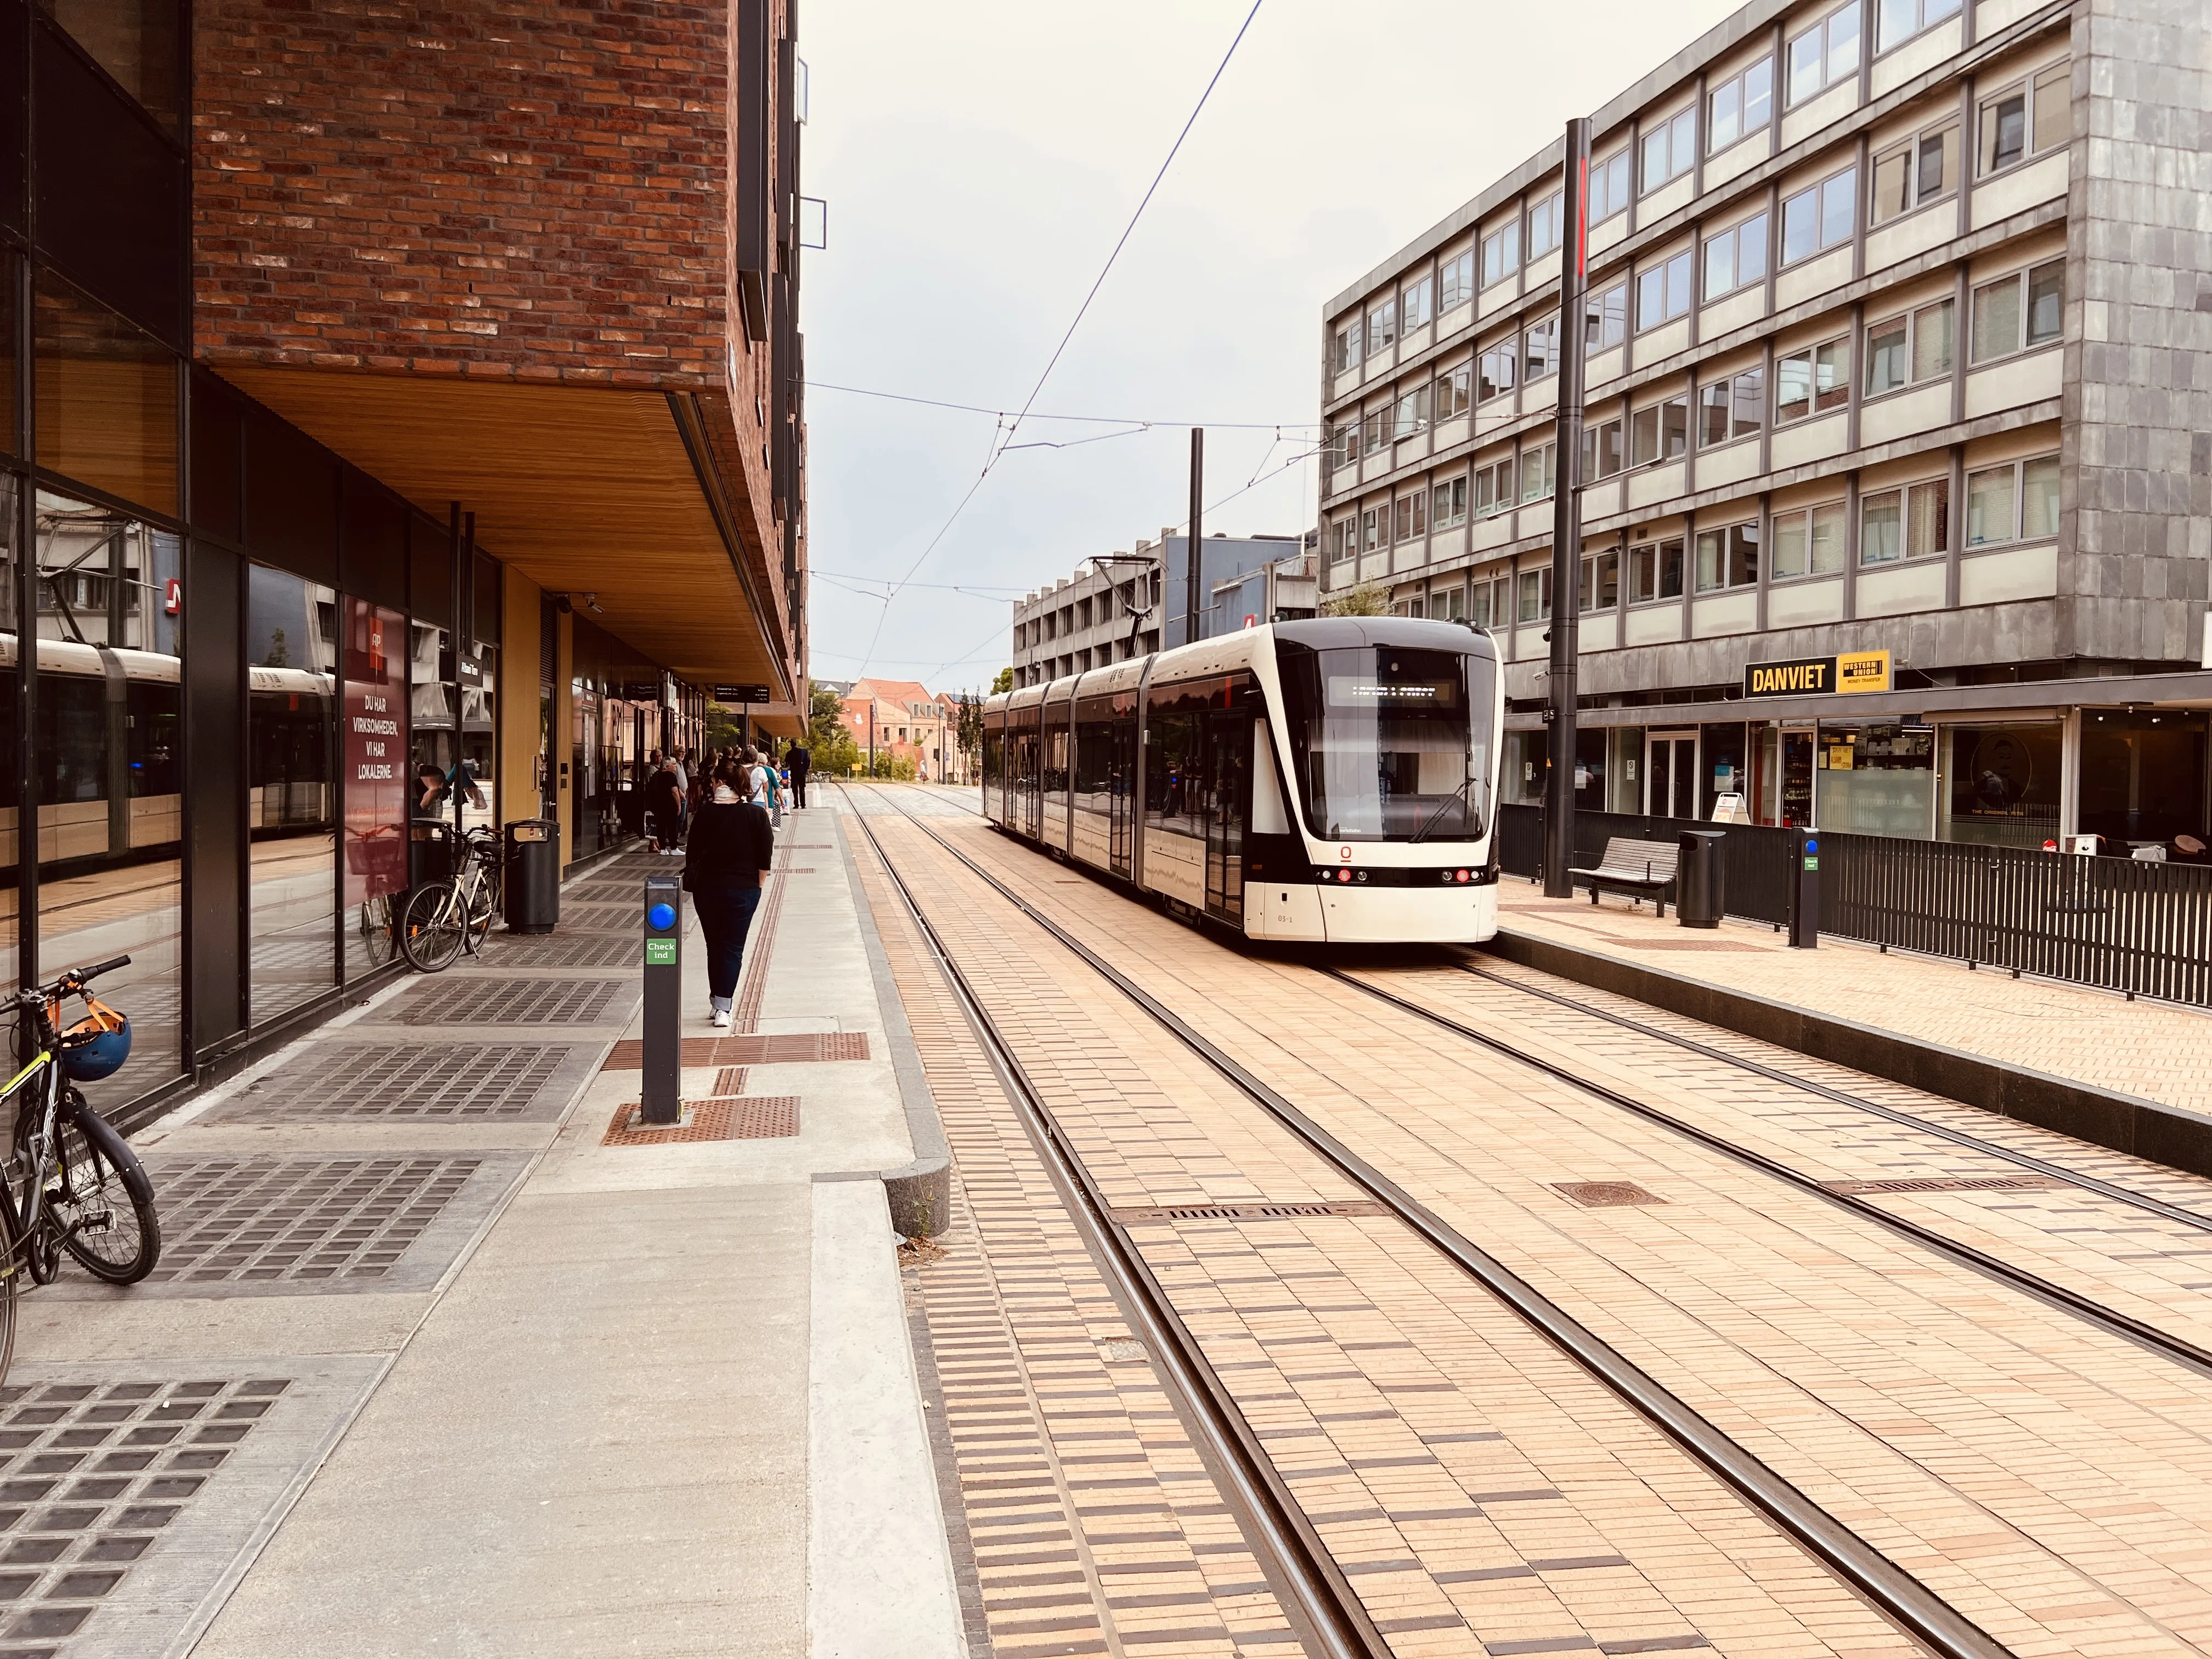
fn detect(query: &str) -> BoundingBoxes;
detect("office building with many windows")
[1319,0,2208,854]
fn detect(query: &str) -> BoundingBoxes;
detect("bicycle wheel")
[356,894,399,970]
[398,882,466,972]
[462,868,496,956]
[0,1200,19,1385]
[9,1106,59,1287]
[53,1093,159,1285]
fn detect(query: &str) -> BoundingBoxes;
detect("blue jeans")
[691,885,763,1012]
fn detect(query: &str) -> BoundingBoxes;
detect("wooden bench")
[1570,836,1680,917]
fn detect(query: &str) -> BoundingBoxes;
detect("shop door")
[1646,732,1697,820]
[1780,727,1816,827]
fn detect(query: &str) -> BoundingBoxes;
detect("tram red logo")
[1338,846,1352,862]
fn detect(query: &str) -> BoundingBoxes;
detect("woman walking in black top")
[682,759,775,1028]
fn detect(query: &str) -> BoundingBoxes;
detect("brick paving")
[906,806,2212,1658]
[849,805,1912,1659]
[1498,882,2212,1117]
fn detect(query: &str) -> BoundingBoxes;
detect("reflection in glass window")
[248,565,338,1023]
[43,0,183,129]
[33,490,183,1108]
[33,269,179,517]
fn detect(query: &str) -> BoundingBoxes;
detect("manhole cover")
[1824,1175,2070,1195]
[144,1158,482,1285]
[1552,1182,1664,1208]
[208,1044,591,1122]
[476,935,642,970]
[1108,1200,1390,1224]
[368,977,635,1027]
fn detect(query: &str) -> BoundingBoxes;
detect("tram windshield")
[1279,645,1495,842]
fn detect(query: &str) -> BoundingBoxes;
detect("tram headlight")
[1336,868,1351,883]
[1456,869,1470,883]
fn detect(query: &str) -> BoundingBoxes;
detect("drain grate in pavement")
[368,976,635,1026]
[1553,1181,1665,1208]
[207,1043,591,1123]
[1824,1174,2070,1195]
[476,935,641,970]
[1109,1200,1391,1224]
[0,1375,292,1655]
[144,1159,481,1285]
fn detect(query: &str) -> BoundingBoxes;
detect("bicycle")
[397,825,505,972]
[0,956,164,1379]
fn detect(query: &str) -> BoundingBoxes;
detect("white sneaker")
[711,1008,732,1029]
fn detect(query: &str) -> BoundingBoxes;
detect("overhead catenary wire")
[851,0,1269,681]
[806,379,1318,431]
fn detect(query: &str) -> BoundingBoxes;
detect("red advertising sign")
[343,600,409,905]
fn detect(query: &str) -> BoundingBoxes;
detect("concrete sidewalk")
[7,810,963,1658]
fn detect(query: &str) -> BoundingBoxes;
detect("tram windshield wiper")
[1408,775,1481,845]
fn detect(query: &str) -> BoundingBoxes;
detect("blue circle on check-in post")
[647,902,676,931]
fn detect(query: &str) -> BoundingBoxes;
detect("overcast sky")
[799,0,1745,695]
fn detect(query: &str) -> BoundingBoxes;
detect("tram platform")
[3,808,965,1658]
[1491,879,2212,1170]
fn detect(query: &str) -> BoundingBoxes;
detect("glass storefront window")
[342,599,408,979]
[40,0,184,131]
[33,267,178,517]
[247,565,337,1023]
[0,478,17,992]
[460,645,496,837]
[1938,721,2059,849]
[1700,723,1748,820]
[1815,719,1934,838]
[32,490,182,1109]
[2078,709,2209,855]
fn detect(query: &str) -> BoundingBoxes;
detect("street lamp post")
[1544,117,1592,899]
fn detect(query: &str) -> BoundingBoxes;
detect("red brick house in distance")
[839,680,972,785]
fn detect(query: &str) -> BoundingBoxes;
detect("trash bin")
[505,819,561,935]
[1676,829,1726,930]
[408,820,458,889]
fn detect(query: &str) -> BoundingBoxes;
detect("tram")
[983,617,1504,944]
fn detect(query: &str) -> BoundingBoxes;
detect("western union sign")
[1743,648,1892,699]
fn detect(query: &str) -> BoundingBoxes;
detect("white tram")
[983,617,1504,944]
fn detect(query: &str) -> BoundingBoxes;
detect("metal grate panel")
[1109,1200,1390,1224]
[368,977,635,1027]
[477,935,641,970]
[207,1044,591,1123]
[0,1375,291,1655]
[1824,1174,2069,1195]
[144,1159,482,1285]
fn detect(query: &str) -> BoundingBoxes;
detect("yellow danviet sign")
[1743,649,1892,698]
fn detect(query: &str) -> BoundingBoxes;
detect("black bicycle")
[0,957,163,1378]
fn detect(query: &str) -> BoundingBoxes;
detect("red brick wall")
[194,0,761,390]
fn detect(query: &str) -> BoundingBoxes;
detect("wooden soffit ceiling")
[215,368,780,691]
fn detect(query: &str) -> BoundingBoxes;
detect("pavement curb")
[835,808,955,1237]
[1485,925,2212,1181]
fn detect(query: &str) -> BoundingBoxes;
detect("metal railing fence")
[1495,802,2212,1006]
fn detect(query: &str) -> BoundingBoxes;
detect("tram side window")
[1073,709,1116,812]
[1043,721,1070,798]
[1146,704,1203,836]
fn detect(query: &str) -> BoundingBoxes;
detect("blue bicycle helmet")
[59,999,130,1082]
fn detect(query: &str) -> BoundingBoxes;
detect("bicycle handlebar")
[14,956,132,1009]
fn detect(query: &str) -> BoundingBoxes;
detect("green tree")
[1320,581,1389,617]
[956,692,985,765]
[803,681,862,775]
[990,667,1013,695]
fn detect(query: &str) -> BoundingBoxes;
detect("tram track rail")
[842,794,1392,1659]
[844,783,2012,1659]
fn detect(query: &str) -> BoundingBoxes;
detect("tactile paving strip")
[144,1158,478,1285]
[601,1031,867,1069]
[206,1043,594,1122]
[366,975,636,1027]
[0,1376,287,1657]
[601,1096,798,1145]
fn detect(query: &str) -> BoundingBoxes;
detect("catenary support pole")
[1186,427,1204,647]
[1545,118,1593,899]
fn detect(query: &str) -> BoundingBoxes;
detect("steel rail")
[1325,964,2212,1388]
[1453,956,2212,1238]
[839,793,1391,1659]
[860,792,2012,1659]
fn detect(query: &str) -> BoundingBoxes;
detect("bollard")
[641,874,683,1124]
[1788,826,1820,949]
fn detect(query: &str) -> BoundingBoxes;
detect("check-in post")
[1790,827,1820,949]
[641,874,683,1125]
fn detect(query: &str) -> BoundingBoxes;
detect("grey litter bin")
[505,819,561,935]
[1676,829,1726,930]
